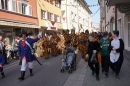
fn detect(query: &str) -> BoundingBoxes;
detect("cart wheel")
[60,69,63,73]
[74,66,76,70]
[63,69,64,73]
[70,70,72,74]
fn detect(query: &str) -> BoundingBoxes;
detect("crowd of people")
[0,28,124,82]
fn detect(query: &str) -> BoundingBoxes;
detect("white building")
[99,0,130,55]
[61,0,92,33]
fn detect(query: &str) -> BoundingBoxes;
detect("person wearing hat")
[99,32,110,78]
[18,28,42,80]
[109,30,124,79]
[86,33,100,81]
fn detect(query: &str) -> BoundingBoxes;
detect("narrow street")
[0,54,81,86]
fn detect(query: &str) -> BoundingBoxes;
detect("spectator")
[0,53,5,78]
[86,33,100,81]
[99,32,110,78]
[109,30,124,79]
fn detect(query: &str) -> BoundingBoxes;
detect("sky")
[86,0,100,27]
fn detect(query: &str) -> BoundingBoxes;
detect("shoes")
[96,75,100,81]
[102,69,105,74]
[18,71,25,80]
[115,75,119,80]
[29,69,33,76]
[104,73,108,78]
[92,71,95,76]
[1,72,5,78]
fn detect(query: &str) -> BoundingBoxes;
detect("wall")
[106,6,115,32]
[0,0,38,24]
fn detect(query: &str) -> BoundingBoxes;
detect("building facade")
[0,0,39,46]
[37,0,62,32]
[99,0,115,32]
[99,0,130,53]
[61,0,92,33]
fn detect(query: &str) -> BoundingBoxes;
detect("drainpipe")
[115,5,117,30]
[104,0,106,32]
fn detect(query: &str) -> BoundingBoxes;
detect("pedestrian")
[18,28,42,80]
[0,53,5,78]
[99,32,110,78]
[0,36,8,64]
[86,33,100,81]
[109,30,124,79]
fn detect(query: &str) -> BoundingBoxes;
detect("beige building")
[37,0,62,32]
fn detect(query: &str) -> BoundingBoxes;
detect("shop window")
[0,28,13,46]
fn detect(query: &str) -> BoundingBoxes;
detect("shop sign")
[0,21,40,28]
[46,21,57,30]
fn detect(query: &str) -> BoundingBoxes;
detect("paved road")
[0,54,81,86]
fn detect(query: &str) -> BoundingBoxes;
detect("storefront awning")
[107,0,130,6]
[0,20,40,28]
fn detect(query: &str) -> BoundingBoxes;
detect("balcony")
[106,0,130,6]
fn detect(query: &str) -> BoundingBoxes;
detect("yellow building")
[37,0,62,32]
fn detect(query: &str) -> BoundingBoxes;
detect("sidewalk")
[63,57,130,86]
[63,58,87,86]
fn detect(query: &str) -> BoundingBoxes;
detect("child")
[0,54,5,78]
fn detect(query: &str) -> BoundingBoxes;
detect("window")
[21,3,26,14]
[71,12,74,21]
[74,0,77,6]
[18,1,32,16]
[79,17,81,23]
[55,0,59,7]
[0,0,8,10]
[50,13,54,21]
[41,10,47,19]
[12,0,16,12]
[75,14,77,22]
[50,0,53,4]
[57,16,60,22]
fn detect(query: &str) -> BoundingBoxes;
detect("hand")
[93,50,97,54]
[113,48,116,51]
[100,46,102,48]
[113,50,116,54]
[108,44,109,46]
[85,54,89,60]
[0,63,2,67]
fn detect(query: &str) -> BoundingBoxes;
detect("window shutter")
[18,1,22,13]
[29,5,32,16]
[54,15,57,22]
[59,0,61,8]
[0,0,1,9]
[47,12,50,20]
[41,9,43,18]
[12,0,16,12]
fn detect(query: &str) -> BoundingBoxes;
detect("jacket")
[18,37,39,62]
